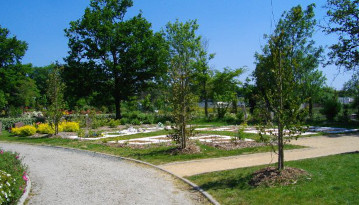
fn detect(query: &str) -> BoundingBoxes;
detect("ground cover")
[0,131,303,165]
[187,152,359,205]
[0,147,28,204]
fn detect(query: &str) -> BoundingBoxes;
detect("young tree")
[65,0,168,119]
[47,66,65,135]
[254,4,319,170]
[324,0,359,71]
[165,19,201,149]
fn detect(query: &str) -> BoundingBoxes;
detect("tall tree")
[324,0,359,70]
[65,0,168,119]
[254,4,318,170]
[0,25,28,111]
[165,19,201,149]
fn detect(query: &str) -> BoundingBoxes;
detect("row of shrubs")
[0,118,37,130]
[11,121,80,137]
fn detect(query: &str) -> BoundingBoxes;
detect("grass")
[0,131,303,165]
[187,152,359,205]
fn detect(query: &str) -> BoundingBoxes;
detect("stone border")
[5,142,220,205]
[17,174,31,205]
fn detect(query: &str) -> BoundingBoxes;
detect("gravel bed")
[0,143,207,205]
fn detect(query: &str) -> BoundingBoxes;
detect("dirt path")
[0,143,207,205]
[159,134,359,177]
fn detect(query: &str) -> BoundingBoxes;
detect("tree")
[0,25,28,112]
[343,71,359,114]
[254,4,318,170]
[324,0,359,71]
[193,40,215,118]
[65,0,168,119]
[47,65,65,135]
[165,19,201,149]
[211,67,243,119]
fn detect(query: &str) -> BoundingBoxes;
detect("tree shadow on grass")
[196,172,254,191]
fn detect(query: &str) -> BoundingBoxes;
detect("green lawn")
[187,152,359,205]
[0,131,303,165]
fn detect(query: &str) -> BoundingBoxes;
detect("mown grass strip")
[187,152,359,205]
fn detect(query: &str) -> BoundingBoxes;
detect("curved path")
[160,134,359,177]
[0,143,206,205]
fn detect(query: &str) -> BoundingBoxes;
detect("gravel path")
[159,134,359,177]
[0,143,207,205]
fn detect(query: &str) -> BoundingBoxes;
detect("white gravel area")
[0,143,207,205]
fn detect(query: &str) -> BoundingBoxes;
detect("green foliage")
[165,19,202,149]
[0,117,36,130]
[211,68,243,118]
[0,149,28,204]
[320,97,342,121]
[254,4,318,170]
[325,0,359,70]
[46,65,65,135]
[108,119,121,128]
[65,0,168,119]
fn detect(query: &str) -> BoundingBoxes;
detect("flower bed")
[0,149,28,204]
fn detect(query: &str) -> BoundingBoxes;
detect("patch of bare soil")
[202,141,265,150]
[249,166,309,187]
[106,142,173,149]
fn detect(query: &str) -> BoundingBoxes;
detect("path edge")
[4,142,220,205]
[17,174,31,205]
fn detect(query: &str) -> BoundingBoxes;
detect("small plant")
[108,119,120,128]
[77,128,85,138]
[60,121,80,132]
[232,122,247,144]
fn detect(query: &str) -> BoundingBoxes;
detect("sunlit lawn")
[188,152,359,205]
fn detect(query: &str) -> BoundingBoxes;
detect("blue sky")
[0,0,354,89]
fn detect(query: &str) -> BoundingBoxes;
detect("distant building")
[338,97,354,104]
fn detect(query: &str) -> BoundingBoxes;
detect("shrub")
[60,121,80,132]
[37,123,55,134]
[108,119,120,128]
[0,118,37,130]
[120,118,129,125]
[321,98,342,121]
[11,125,36,137]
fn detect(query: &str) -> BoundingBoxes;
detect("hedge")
[0,118,37,130]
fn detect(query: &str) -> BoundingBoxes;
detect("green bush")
[120,118,129,125]
[321,98,342,121]
[0,118,37,130]
[108,119,120,128]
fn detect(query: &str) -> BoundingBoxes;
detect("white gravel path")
[0,143,207,205]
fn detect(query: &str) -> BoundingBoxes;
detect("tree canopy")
[325,0,359,71]
[65,0,168,119]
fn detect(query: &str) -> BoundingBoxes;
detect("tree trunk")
[277,124,284,170]
[309,98,313,119]
[115,98,121,120]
